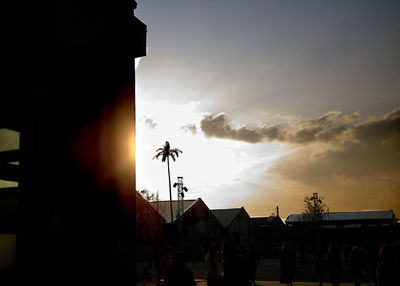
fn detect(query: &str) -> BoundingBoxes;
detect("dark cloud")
[266,107,400,214]
[200,107,400,145]
[201,114,267,143]
[181,124,197,135]
[289,111,347,143]
[352,106,400,143]
[385,107,400,121]
[260,126,286,141]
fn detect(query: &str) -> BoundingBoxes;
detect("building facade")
[211,207,251,245]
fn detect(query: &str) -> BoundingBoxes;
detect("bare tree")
[302,193,329,221]
[139,189,160,202]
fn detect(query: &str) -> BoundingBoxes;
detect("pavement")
[138,279,377,286]
[137,258,378,286]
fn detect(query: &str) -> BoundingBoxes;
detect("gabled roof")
[150,199,197,223]
[136,192,166,223]
[286,210,394,223]
[211,208,243,228]
[136,192,166,244]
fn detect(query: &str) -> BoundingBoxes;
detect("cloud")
[181,124,197,135]
[289,111,350,143]
[143,116,157,129]
[264,107,400,214]
[200,113,284,143]
[200,107,400,215]
[267,138,400,214]
[200,107,399,146]
[352,107,400,144]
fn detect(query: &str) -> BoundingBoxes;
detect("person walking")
[327,242,342,286]
[349,245,364,286]
[248,245,258,286]
[164,252,196,286]
[205,244,220,286]
[222,241,250,286]
[377,242,399,286]
[314,250,325,286]
[280,241,296,286]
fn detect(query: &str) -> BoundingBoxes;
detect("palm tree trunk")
[167,156,173,223]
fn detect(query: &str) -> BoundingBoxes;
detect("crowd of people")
[155,240,399,286]
[303,240,400,286]
[314,241,400,286]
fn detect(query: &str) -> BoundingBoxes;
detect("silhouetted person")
[280,241,296,286]
[394,242,400,283]
[343,244,351,268]
[205,244,220,286]
[222,241,249,286]
[248,245,258,286]
[327,242,342,286]
[159,246,173,284]
[164,252,196,286]
[314,250,325,286]
[393,241,400,285]
[367,243,379,286]
[349,245,364,286]
[377,242,400,286]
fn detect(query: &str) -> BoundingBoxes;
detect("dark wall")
[4,1,145,285]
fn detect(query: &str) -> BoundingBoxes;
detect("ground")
[137,258,378,285]
[138,280,376,286]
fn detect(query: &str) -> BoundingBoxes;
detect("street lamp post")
[173,176,188,245]
[310,192,323,251]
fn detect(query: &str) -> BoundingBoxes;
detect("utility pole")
[274,206,280,248]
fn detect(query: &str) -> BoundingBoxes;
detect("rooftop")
[286,210,395,223]
[150,199,197,222]
[211,208,243,227]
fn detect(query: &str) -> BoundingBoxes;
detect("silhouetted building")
[136,192,165,245]
[250,216,285,257]
[286,210,398,245]
[286,210,396,227]
[152,199,223,258]
[2,1,146,285]
[211,207,251,245]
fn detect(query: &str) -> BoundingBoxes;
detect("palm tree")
[153,141,182,223]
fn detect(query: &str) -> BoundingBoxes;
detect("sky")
[2,1,397,220]
[134,0,400,219]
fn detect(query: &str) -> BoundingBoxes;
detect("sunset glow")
[135,0,400,219]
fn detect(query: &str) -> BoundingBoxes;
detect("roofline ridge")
[211,208,241,211]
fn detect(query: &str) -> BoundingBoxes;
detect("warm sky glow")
[136,98,290,214]
[135,0,400,219]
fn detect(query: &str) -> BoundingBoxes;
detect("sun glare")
[135,98,290,207]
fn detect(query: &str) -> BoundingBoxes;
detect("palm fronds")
[153,141,182,162]
[153,141,183,223]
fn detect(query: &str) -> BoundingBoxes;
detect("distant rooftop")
[286,210,394,223]
[251,216,279,223]
[211,208,242,228]
[150,199,197,222]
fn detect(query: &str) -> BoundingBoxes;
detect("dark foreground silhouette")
[164,252,196,286]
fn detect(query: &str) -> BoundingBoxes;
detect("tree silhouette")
[139,189,160,202]
[153,141,182,223]
[302,193,329,222]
